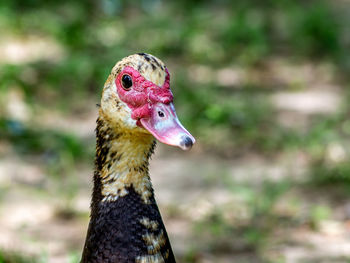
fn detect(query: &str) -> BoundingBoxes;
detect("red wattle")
[114,65,195,150]
[115,66,173,121]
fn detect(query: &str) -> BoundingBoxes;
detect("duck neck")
[82,111,176,263]
[92,112,156,206]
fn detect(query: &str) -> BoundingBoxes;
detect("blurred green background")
[1,0,350,262]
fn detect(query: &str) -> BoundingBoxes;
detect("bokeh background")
[1,0,350,262]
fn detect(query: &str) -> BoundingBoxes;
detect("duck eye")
[121,74,133,90]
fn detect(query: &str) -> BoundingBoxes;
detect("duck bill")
[140,103,195,150]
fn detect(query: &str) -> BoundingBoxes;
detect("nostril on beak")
[158,111,165,118]
[180,136,193,150]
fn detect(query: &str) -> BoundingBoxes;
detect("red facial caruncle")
[115,66,195,150]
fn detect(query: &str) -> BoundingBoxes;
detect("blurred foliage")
[0,251,35,263]
[310,205,331,230]
[0,0,350,159]
[1,0,349,156]
[0,118,87,158]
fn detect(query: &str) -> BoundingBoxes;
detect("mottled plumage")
[81,53,194,263]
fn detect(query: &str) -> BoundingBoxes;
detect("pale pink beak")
[140,103,195,150]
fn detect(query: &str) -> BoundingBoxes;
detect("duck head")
[100,53,195,150]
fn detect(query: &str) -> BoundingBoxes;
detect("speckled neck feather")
[81,110,176,263]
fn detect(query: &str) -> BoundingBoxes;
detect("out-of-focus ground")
[1,0,350,262]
